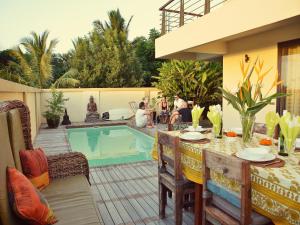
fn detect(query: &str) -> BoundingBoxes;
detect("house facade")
[155,0,300,128]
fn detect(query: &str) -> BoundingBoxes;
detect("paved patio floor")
[34,123,195,225]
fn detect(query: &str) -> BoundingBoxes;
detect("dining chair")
[157,131,195,225]
[202,150,272,225]
[128,101,138,114]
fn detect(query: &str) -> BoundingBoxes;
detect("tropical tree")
[133,28,165,86]
[0,49,28,84]
[10,30,58,88]
[51,53,71,82]
[154,60,223,108]
[68,9,142,88]
[93,9,132,35]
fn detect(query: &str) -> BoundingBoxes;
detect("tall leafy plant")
[43,88,68,120]
[221,58,286,117]
[221,57,286,143]
[154,60,222,108]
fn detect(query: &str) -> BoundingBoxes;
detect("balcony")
[160,0,227,35]
[156,0,300,60]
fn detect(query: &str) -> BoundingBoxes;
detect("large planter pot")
[46,117,60,128]
[241,115,256,144]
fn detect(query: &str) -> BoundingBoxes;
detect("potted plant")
[43,88,68,128]
[221,57,286,144]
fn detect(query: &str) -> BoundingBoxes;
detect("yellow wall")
[0,92,24,101]
[0,79,41,141]
[0,79,160,138]
[222,23,300,128]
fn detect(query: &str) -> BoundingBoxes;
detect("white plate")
[179,132,205,141]
[185,126,206,132]
[236,151,276,162]
[243,147,270,155]
[296,138,300,148]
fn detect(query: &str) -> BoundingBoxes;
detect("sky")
[0,0,163,53]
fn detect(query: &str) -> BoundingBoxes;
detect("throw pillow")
[7,167,57,225]
[19,148,49,190]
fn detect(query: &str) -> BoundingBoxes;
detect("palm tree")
[53,68,80,88]
[11,30,58,88]
[93,9,133,36]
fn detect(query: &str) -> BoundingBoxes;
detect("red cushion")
[20,148,49,190]
[7,167,57,225]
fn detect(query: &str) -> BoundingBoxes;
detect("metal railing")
[160,0,227,35]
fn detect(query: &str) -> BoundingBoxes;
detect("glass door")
[277,39,300,115]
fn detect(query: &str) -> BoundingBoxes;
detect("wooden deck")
[34,125,195,225]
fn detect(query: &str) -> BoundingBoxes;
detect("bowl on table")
[179,132,205,141]
[185,126,206,132]
[236,147,275,162]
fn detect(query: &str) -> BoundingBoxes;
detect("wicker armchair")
[0,100,90,182]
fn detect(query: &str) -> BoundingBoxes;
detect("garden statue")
[61,108,71,125]
[85,96,100,123]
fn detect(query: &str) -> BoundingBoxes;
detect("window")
[277,39,300,115]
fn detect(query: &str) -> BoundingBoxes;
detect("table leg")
[194,184,203,225]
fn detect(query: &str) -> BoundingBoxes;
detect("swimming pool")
[67,125,154,166]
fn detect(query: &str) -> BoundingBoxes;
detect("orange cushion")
[20,148,50,190]
[7,167,57,225]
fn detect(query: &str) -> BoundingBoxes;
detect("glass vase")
[213,124,222,139]
[240,115,256,144]
[284,138,295,155]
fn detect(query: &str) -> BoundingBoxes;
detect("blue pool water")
[67,126,154,166]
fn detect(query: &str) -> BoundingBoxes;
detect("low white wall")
[41,88,159,123]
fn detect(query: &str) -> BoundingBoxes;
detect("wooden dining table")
[152,130,300,225]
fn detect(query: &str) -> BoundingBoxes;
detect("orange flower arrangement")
[259,138,272,146]
[226,131,237,137]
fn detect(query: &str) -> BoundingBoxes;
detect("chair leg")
[168,190,172,198]
[159,183,167,219]
[183,194,189,210]
[174,188,183,225]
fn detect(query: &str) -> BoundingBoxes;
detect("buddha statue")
[85,96,100,123]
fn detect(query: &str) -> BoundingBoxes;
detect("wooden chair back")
[157,131,183,181]
[202,150,251,225]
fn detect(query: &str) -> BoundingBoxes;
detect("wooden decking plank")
[103,183,134,225]
[111,162,190,224]
[98,202,116,225]
[91,170,101,184]
[102,166,147,225]
[104,201,124,225]
[119,170,161,220]
[110,166,159,224]
[96,168,135,225]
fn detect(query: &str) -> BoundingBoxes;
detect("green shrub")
[153,60,222,109]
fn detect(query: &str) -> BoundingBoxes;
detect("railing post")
[204,0,210,14]
[179,0,184,27]
[161,10,166,35]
